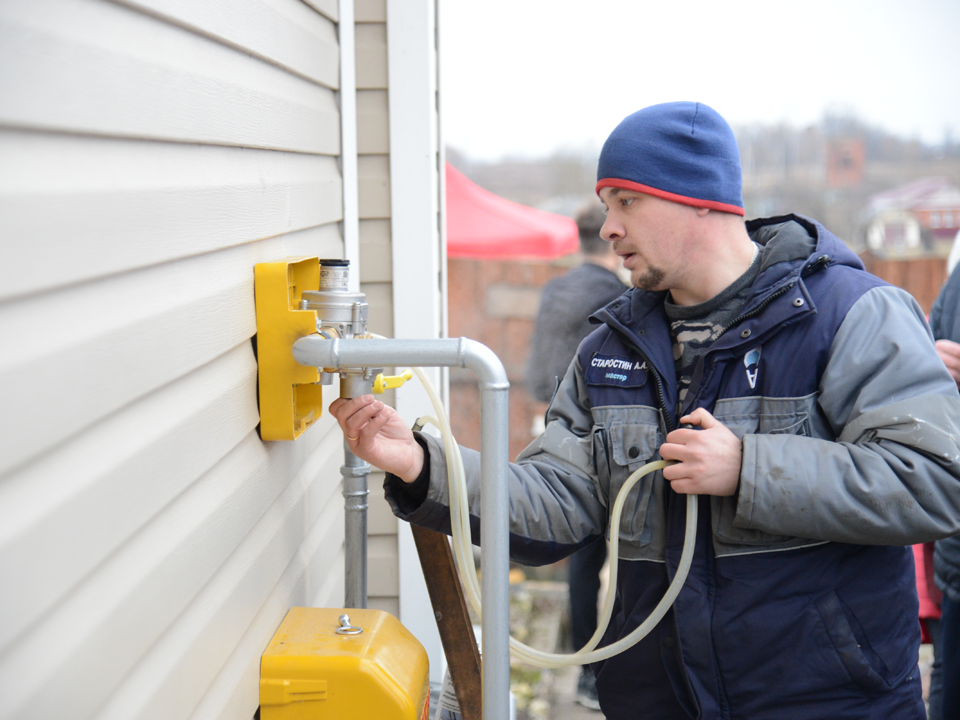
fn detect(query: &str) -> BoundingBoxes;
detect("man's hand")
[936,339,960,390]
[328,395,424,483]
[659,408,742,496]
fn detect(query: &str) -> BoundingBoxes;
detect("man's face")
[598,187,699,292]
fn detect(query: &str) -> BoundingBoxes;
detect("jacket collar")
[590,215,857,373]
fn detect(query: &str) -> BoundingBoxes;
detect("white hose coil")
[406,365,698,669]
[358,334,699,669]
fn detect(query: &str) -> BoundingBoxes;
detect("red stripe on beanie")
[595,178,746,217]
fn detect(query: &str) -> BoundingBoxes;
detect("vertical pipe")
[342,440,370,608]
[337,0,360,292]
[292,337,511,717]
[479,377,511,720]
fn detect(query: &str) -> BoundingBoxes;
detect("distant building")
[866,208,923,254]
[866,178,960,255]
[826,137,865,188]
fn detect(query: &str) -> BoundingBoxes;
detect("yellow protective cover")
[260,607,430,720]
[254,257,323,441]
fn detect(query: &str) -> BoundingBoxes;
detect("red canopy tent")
[445,163,579,260]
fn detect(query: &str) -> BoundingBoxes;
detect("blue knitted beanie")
[596,101,744,216]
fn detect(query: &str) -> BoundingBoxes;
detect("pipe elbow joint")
[458,337,509,389]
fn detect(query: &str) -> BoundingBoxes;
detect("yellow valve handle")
[372,369,414,394]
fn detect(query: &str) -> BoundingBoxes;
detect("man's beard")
[633,266,665,291]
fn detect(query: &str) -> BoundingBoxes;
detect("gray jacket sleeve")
[737,285,960,545]
[394,358,608,564]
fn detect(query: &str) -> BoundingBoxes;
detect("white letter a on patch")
[744,347,761,390]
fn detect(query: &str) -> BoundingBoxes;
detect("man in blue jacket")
[331,102,960,719]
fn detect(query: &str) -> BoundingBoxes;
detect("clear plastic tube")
[366,341,699,668]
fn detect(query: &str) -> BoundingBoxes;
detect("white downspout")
[386,0,447,689]
[339,0,360,291]
[338,0,369,611]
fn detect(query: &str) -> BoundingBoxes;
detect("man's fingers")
[660,444,705,482]
[937,343,960,363]
[936,339,960,356]
[659,442,686,462]
[679,407,718,430]
[662,460,692,482]
[329,396,384,435]
[667,478,696,495]
[359,405,392,438]
[329,394,373,419]
[938,349,960,372]
[934,343,960,389]
[663,429,687,445]
[349,400,385,435]
[328,397,349,416]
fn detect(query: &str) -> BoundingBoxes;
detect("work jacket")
[386,215,960,719]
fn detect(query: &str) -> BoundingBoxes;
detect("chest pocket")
[713,395,815,551]
[593,420,661,547]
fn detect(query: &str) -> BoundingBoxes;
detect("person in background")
[525,204,627,710]
[927,266,960,719]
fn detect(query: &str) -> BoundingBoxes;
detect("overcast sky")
[440,0,960,161]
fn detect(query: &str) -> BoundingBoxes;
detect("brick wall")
[447,256,573,460]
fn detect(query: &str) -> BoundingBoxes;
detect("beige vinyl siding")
[354,0,400,617]
[357,90,390,154]
[1,153,341,474]
[1,0,339,153]
[355,0,386,23]
[0,1,352,719]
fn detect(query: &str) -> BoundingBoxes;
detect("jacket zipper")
[802,254,831,276]
[650,359,675,434]
[719,281,794,337]
[619,338,676,434]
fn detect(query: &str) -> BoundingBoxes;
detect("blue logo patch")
[744,347,761,389]
[584,354,649,388]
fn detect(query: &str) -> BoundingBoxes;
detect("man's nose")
[600,215,621,242]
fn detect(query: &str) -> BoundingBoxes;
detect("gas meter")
[260,607,429,720]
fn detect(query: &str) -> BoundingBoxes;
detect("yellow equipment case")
[260,607,430,720]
